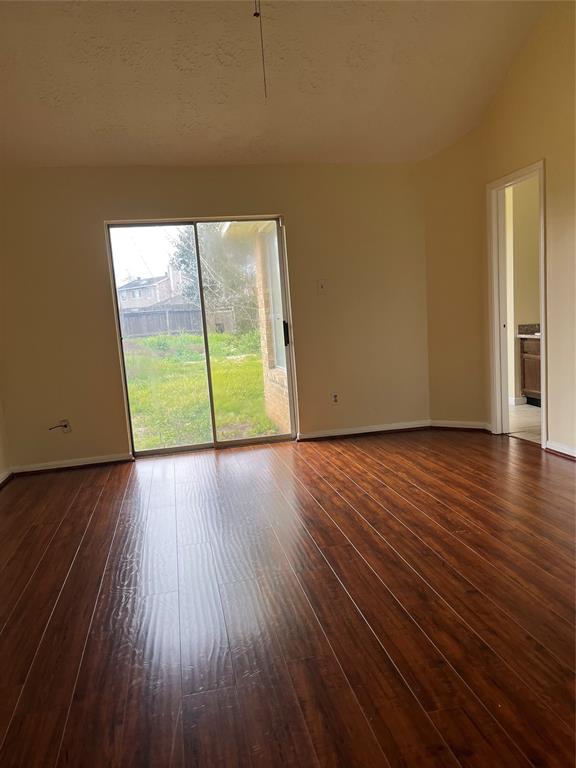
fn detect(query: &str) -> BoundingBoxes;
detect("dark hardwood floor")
[0,431,574,767]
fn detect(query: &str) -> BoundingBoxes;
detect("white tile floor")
[508,403,541,444]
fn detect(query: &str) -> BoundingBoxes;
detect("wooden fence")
[120,307,235,338]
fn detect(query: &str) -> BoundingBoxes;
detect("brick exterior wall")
[255,233,291,435]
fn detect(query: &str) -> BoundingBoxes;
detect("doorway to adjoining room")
[504,176,542,444]
[489,163,545,447]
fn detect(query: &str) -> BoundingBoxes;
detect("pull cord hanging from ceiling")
[253,0,268,99]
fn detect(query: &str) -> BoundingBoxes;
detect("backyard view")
[124,331,276,449]
[109,221,291,451]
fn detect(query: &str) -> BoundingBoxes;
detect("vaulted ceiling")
[0,1,543,166]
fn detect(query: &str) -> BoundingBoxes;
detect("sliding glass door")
[108,224,212,451]
[196,221,292,442]
[108,219,294,453]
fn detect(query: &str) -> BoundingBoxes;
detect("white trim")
[105,215,283,227]
[488,183,504,435]
[487,161,547,447]
[508,396,527,406]
[276,218,300,440]
[104,225,136,452]
[545,441,576,458]
[298,420,430,440]
[429,420,490,430]
[105,216,298,451]
[0,469,12,485]
[297,419,490,440]
[11,452,133,474]
[538,162,548,448]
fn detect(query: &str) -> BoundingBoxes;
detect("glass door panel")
[109,224,212,451]
[196,220,292,442]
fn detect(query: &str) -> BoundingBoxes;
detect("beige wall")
[0,405,8,482]
[513,176,540,327]
[422,2,575,449]
[0,164,430,467]
[0,3,573,467]
[421,133,487,423]
[512,175,540,400]
[0,234,9,479]
[505,187,517,399]
[506,176,541,401]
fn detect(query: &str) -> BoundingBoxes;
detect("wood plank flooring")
[0,431,574,767]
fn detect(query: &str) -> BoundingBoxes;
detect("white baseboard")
[508,396,527,406]
[11,452,134,474]
[298,420,430,440]
[297,419,491,440]
[429,420,491,430]
[0,468,12,485]
[545,440,576,458]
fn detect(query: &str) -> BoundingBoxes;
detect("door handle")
[283,320,290,346]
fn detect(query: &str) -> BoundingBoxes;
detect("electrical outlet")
[330,392,339,405]
[49,419,72,434]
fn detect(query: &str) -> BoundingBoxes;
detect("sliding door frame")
[275,218,300,443]
[192,223,219,447]
[104,215,298,457]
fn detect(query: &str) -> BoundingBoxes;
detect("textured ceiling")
[0,1,543,166]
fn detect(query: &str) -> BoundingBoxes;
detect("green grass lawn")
[123,332,278,450]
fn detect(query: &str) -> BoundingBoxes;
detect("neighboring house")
[118,266,236,337]
[118,265,188,310]
[117,275,171,309]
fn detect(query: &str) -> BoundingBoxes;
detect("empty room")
[0,2,574,766]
